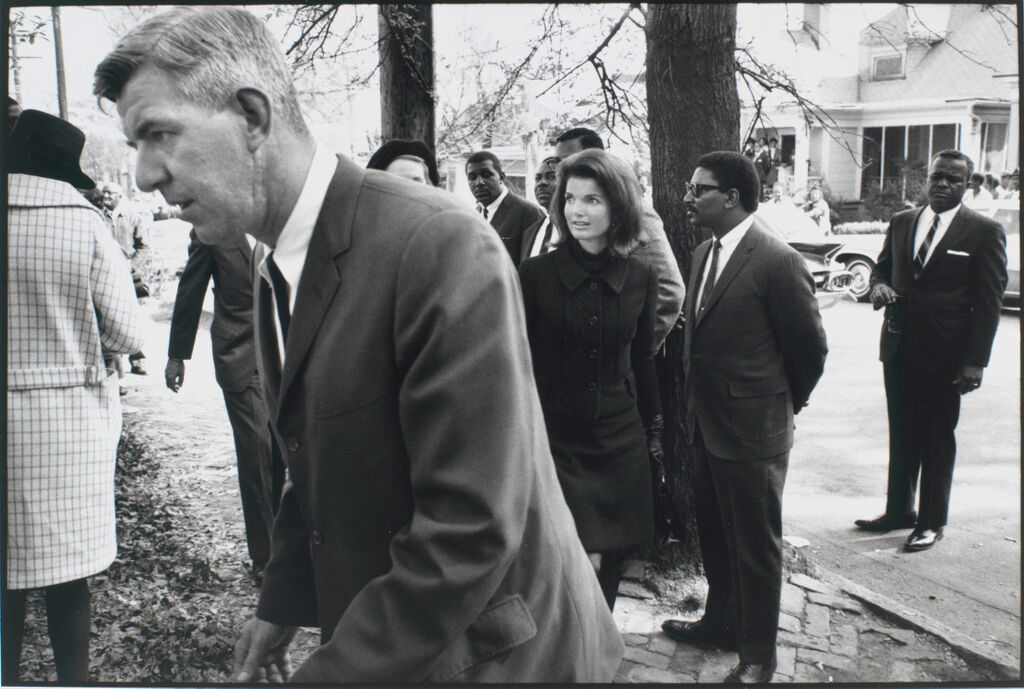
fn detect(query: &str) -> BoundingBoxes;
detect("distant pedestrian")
[660,151,827,685]
[466,150,545,266]
[102,181,150,375]
[519,148,664,611]
[856,150,1007,552]
[5,109,144,684]
[803,186,832,235]
[366,138,439,186]
[962,172,992,206]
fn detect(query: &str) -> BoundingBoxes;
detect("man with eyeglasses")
[527,127,684,352]
[857,150,1006,552]
[660,151,827,684]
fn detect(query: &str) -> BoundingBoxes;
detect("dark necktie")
[266,252,291,343]
[698,240,721,313]
[914,214,940,277]
[478,205,489,220]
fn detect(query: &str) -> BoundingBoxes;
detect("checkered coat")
[6,173,144,589]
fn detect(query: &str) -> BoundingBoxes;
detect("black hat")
[366,138,440,186]
[7,109,95,189]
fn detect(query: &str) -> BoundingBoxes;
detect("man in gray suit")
[165,230,281,584]
[660,151,827,684]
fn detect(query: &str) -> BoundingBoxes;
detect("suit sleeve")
[290,210,538,681]
[869,218,897,299]
[167,229,214,360]
[965,219,1007,367]
[767,250,828,413]
[633,209,685,352]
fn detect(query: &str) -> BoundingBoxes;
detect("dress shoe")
[904,527,943,552]
[129,360,148,375]
[854,512,917,532]
[661,618,736,650]
[724,658,777,684]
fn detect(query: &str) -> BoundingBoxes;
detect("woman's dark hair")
[550,148,643,256]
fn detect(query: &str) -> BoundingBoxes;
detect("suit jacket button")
[587,382,598,392]
[587,316,598,325]
[286,437,301,452]
[589,282,598,291]
[310,529,323,546]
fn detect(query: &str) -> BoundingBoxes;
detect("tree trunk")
[378,4,435,151]
[645,4,740,570]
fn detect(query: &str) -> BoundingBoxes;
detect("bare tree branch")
[536,5,636,98]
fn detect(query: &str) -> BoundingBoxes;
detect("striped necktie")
[914,214,940,278]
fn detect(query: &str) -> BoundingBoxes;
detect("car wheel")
[844,258,873,302]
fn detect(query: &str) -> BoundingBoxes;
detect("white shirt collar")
[481,186,509,220]
[717,213,755,250]
[258,146,336,314]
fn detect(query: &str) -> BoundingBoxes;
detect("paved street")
[784,299,1021,665]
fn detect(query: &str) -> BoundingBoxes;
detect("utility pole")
[51,6,68,120]
[10,18,23,104]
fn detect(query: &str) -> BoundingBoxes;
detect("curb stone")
[812,565,1020,680]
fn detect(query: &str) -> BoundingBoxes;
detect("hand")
[232,618,298,683]
[645,413,665,463]
[953,364,984,395]
[647,434,664,463]
[869,283,899,309]
[164,358,185,392]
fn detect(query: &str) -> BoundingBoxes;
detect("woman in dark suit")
[519,148,663,610]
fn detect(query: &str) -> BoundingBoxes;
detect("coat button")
[588,348,598,358]
[285,437,301,452]
[587,382,598,392]
[589,282,598,291]
[587,316,598,325]
[310,529,323,546]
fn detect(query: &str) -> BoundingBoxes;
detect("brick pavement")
[611,562,1002,683]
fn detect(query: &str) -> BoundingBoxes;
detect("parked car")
[756,202,853,297]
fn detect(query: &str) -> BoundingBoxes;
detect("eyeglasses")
[685,183,726,198]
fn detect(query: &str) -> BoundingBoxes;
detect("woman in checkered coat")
[5,111,144,683]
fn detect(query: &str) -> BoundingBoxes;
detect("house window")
[980,122,1009,173]
[872,54,905,80]
[861,123,960,201]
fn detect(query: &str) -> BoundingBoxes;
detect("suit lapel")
[278,156,357,406]
[902,208,926,276]
[694,226,759,327]
[922,206,969,273]
[685,241,709,325]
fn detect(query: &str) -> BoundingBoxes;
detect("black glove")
[645,413,665,463]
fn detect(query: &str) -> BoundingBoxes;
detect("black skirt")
[544,404,654,551]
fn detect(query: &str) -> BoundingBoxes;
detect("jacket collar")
[552,240,629,294]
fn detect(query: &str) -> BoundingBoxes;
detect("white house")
[740,4,1018,204]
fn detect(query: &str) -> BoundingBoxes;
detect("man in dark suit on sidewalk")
[660,151,827,684]
[856,150,1007,552]
[165,229,281,584]
[98,7,622,683]
[466,150,545,266]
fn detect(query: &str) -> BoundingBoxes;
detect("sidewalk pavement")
[610,557,1018,683]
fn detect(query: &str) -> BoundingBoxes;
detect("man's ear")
[235,88,272,153]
